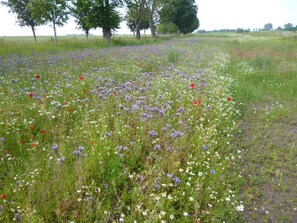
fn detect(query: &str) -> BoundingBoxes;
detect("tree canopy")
[159,0,199,34]
[3,0,200,40]
[1,0,39,42]
[29,0,70,43]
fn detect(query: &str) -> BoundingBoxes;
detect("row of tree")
[2,0,199,43]
[263,23,297,31]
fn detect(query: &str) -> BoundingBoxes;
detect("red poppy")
[29,92,34,98]
[20,139,26,144]
[79,76,84,81]
[227,97,232,102]
[189,83,197,89]
[40,130,46,134]
[1,193,6,200]
[193,100,200,106]
[68,108,73,113]
[5,150,11,154]
[32,143,38,147]
[35,75,41,79]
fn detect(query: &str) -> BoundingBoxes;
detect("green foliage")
[87,0,122,39]
[236,28,250,34]
[159,0,199,34]
[70,0,93,37]
[29,0,70,43]
[263,23,273,30]
[1,0,38,41]
[157,22,178,34]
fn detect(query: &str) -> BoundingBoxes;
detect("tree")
[284,23,294,31]
[2,0,39,42]
[29,0,70,44]
[159,0,199,35]
[87,0,122,40]
[70,0,92,38]
[124,0,146,39]
[263,23,273,30]
[126,9,149,36]
[157,22,178,34]
[144,0,159,37]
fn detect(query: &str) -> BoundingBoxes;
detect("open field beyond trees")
[0,32,297,222]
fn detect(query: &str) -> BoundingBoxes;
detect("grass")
[221,33,297,222]
[1,31,297,222]
[0,35,243,222]
[0,35,168,56]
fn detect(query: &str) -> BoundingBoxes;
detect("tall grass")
[0,37,244,222]
[0,35,166,56]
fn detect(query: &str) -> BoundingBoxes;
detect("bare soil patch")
[239,102,297,222]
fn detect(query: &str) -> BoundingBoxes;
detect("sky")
[0,0,297,36]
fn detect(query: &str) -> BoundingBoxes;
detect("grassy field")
[0,32,296,222]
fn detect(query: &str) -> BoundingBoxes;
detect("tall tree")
[125,0,146,39]
[29,0,70,44]
[144,0,158,37]
[159,0,199,35]
[2,0,39,42]
[87,0,122,39]
[126,11,149,36]
[70,0,92,38]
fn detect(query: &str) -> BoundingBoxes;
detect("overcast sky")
[0,0,296,36]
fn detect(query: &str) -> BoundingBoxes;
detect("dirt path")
[240,102,297,222]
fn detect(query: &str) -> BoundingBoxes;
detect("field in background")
[1,31,297,222]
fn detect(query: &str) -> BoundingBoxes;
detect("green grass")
[219,32,297,222]
[0,35,168,56]
[0,35,244,222]
[1,32,297,222]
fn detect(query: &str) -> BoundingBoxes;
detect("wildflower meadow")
[0,37,245,222]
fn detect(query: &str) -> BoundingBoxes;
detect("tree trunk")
[146,0,157,38]
[103,28,112,40]
[53,20,57,44]
[136,24,141,39]
[31,25,37,43]
[53,23,58,44]
[86,30,89,39]
[149,17,156,38]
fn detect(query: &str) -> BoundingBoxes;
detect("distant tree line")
[261,23,297,32]
[1,0,199,42]
[197,23,297,34]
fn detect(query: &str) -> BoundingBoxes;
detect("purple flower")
[148,130,158,137]
[78,146,85,152]
[177,107,185,113]
[170,130,184,139]
[202,145,207,150]
[167,173,173,178]
[210,170,215,174]
[51,144,58,154]
[73,149,82,156]
[173,177,181,184]
[132,104,139,111]
[154,144,161,150]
